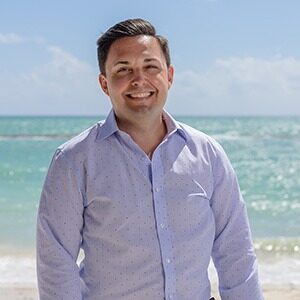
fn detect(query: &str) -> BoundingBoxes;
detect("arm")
[210,142,264,300]
[37,149,85,300]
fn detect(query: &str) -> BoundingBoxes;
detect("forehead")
[106,35,165,64]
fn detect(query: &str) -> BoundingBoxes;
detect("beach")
[1,248,299,299]
[1,281,300,299]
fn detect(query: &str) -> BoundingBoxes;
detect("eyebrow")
[113,61,129,66]
[113,58,160,67]
[144,58,159,63]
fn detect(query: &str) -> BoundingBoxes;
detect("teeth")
[129,92,152,98]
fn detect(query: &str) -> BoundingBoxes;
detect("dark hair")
[96,18,171,75]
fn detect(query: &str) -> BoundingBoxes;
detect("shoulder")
[178,121,225,156]
[178,121,236,182]
[176,121,234,176]
[53,120,105,162]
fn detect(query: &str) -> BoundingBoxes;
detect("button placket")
[151,149,177,300]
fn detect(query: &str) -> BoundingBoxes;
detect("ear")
[167,65,174,89]
[98,74,110,96]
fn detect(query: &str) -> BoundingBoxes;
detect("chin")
[128,105,152,114]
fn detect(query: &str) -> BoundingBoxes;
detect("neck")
[116,114,167,158]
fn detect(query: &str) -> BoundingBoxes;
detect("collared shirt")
[37,110,263,300]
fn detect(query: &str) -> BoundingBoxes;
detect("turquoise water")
[0,116,299,255]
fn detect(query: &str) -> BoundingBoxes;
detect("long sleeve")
[210,142,264,300]
[37,149,85,300]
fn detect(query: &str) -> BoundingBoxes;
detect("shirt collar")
[96,109,189,142]
[162,110,189,142]
[96,109,119,142]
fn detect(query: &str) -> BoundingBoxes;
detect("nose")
[131,69,146,87]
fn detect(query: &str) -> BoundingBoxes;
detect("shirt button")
[169,294,174,300]
[166,258,171,264]
[160,223,165,229]
[155,187,160,192]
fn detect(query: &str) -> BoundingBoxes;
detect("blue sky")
[1,0,300,116]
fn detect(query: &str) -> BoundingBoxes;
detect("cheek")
[153,76,170,91]
[107,77,128,93]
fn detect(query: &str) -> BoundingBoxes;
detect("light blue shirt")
[37,110,263,300]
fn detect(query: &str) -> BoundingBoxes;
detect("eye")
[116,67,131,74]
[145,65,160,73]
[146,65,158,69]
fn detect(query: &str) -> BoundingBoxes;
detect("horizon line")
[1,114,300,118]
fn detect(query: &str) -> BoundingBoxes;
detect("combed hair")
[96,18,171,74]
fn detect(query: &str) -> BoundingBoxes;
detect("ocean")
[0,115,299,288]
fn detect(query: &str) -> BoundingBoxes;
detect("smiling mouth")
[126,92,155,99]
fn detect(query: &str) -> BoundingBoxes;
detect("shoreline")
[1,243,299,299]
[1,284,300,300]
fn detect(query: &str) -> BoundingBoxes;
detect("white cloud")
[28,45,94,92]
[0,33,26,44]
[0,45,110,115]
[167,56,300,115]
[0,33,44,45]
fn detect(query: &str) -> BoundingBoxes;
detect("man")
[37,18,263,299]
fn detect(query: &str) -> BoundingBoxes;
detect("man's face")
[99,35,174,124]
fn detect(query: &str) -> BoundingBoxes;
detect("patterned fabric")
[37,110,263,300]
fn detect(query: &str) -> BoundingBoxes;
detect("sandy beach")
[1,284,299,300]
[1,249,299,299]
[213,284,300,300]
